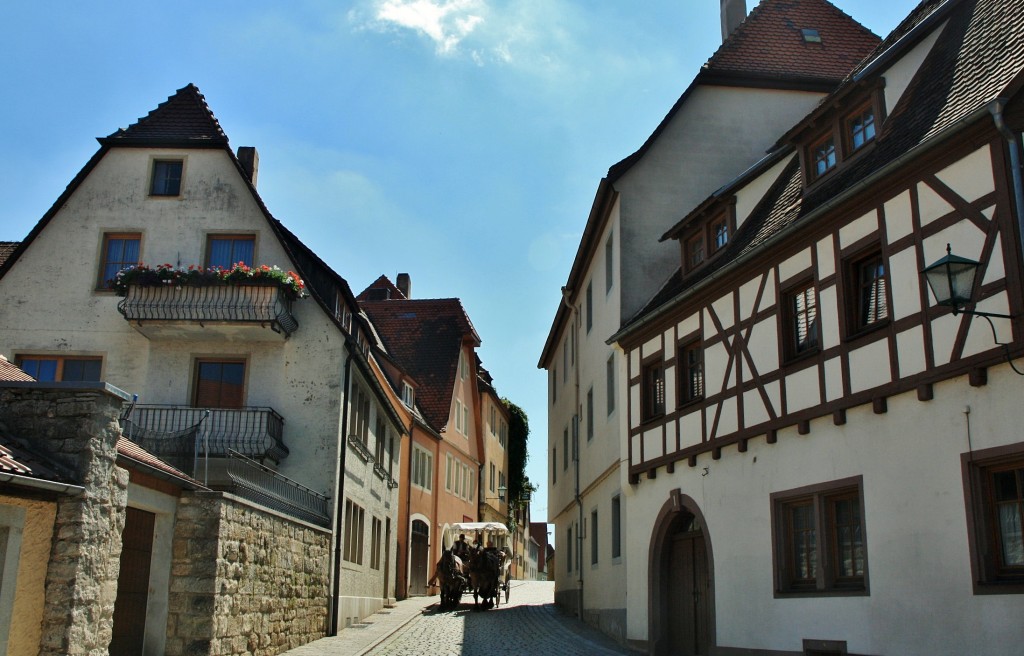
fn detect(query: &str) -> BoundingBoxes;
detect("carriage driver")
[452,533,471,560]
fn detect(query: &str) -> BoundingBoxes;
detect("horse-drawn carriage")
[435,521,512,610]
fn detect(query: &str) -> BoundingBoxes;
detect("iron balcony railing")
[120,405,289,474]
[226,450,330,527]
[117,284,299,336]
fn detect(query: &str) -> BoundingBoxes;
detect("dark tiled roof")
[361,299,478,433]
[0,242,18,268]
[0,431,76,484]
[626,0,1024,332]
[104,84,228,145]
[704,0,880,82]
[357,275,407,301]
[0,356,33,382]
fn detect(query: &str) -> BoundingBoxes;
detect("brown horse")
[435,549,466,609]
[468,547,501,609]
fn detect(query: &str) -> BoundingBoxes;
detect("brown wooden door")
[110,507,155,656]
[410,520,429,596]
[667,532,710,655]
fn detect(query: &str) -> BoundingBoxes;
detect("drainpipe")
[330,348,353,636]
[404,414,415,599]
[990,99,1024,267]
[560,286,584,621]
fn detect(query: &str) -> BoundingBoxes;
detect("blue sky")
[1,0,915,523]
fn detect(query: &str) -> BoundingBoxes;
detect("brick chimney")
[237,146,259,187]
[396,273,411,299]
[721,0,746,41]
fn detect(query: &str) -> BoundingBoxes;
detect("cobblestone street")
[282,581,636,656]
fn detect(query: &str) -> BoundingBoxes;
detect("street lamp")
[921,243,1021,374]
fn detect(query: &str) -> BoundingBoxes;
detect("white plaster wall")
[624,364,1024,655]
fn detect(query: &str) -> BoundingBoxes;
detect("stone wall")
[0,383,130,656]
[167,491,331,656]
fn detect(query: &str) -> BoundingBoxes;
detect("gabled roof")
[617,0,1024,340]
[357,275,407,301]
[101,84,228,146]
[361,296,480,433]
[701,0,880,84]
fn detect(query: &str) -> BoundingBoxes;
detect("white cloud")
[373,0,485,55]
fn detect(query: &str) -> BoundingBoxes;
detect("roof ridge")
[105,83,228,144]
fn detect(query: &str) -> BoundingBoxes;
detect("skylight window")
[801,28,822,43]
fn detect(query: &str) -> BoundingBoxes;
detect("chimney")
[721,0,746,42]
[396,273,411,299]
[237,146,259,187]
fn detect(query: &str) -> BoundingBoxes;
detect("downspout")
[560,286,584,621]
[990,99,1024,265]
[404,414,415,599]
[330,348,353,636]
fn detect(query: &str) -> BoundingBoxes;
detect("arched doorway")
[410,519,429,596]
[649,491,714,656]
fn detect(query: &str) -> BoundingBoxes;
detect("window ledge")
[773,587,868,599]
[844,319,890,343]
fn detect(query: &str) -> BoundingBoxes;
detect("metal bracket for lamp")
[922,243,1023,375]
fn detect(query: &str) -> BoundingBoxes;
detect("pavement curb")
[352,599,438,656]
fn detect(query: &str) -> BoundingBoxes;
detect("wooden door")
[667,532,710,655]
[410,520,429,596]
[110,507,155,656]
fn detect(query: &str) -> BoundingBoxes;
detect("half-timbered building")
[611,0,1024,653]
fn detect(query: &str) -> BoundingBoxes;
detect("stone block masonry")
[166,490,332,656]
[0,383,130,656]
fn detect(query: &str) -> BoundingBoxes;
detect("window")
[552,367,557,404]
[679,342,704,405]
[552,448,557,484]
[605,234,614,293]
[563,340,568,382]
[490,462,496,492]
[463,405,470,437]
[370,517,383,570]
[499,420,507,448]
[606,355,615,415]
[686,234,705,271]
[567,526,573,573]
[563,428,569,470]
[455,400,464,434]
[206,234,254,269]
[412,444,433,491]
[711,216,729,252]
[586,282,593,333]
[343,500,365,564]
[374,417,387,465]
[98,233,141,289]
[586,387,594,441]
[349,385,371,444]
[150,159,182,196]
[490,405,497,434]
[611,495,622,560]
[193,359,245,408]
[401,382,415,408]
[460,352,468,380]
[591,510,599,565]
[963,444,1024,591]
[811,134,837,178]
[641,361,665,421]
[847,105,876,151]
[16,355,102,382]
[786,282,819,358]
[849,251,889,332]
[772,478,867,595]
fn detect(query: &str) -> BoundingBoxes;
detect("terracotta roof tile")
[0,356,34,382]
[0,242,18,268]
[357,275,407,301]
[104,83,227,145]
[116,437,202,486]
[0,431,76,484]
[704,0,880,82]
[360,298,479,432]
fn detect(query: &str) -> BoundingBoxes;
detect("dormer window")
[675,206,735,274]
[847,104,876,151]
[401,382,415,408]
[711,216,729,251]
[812,134,837,178]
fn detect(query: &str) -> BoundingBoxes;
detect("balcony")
[117,284,299,340]
[120,405,289,481]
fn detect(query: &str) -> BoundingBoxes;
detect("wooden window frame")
[205,233,256,269]
[962,441,1024,594]
[709,214,730,254]
[591,509,599,566]
[809,131,838,181]
[97,232,142,290]
[678,340,704,407]
[771,476,868,597]
[783,278,820,362]
[149,159,183,197]
[640,357,665,423]
[685,232,706,273]
[845,100,877,154]
[192,358,247,409]
[845,247,890,338]
[15,355,103,382]
[611,495,622,560]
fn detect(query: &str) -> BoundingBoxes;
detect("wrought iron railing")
[120,405,289,474]
[117,284,299,336]
[226,450,330,527]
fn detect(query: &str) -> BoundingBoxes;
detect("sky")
[1,0,917,525]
